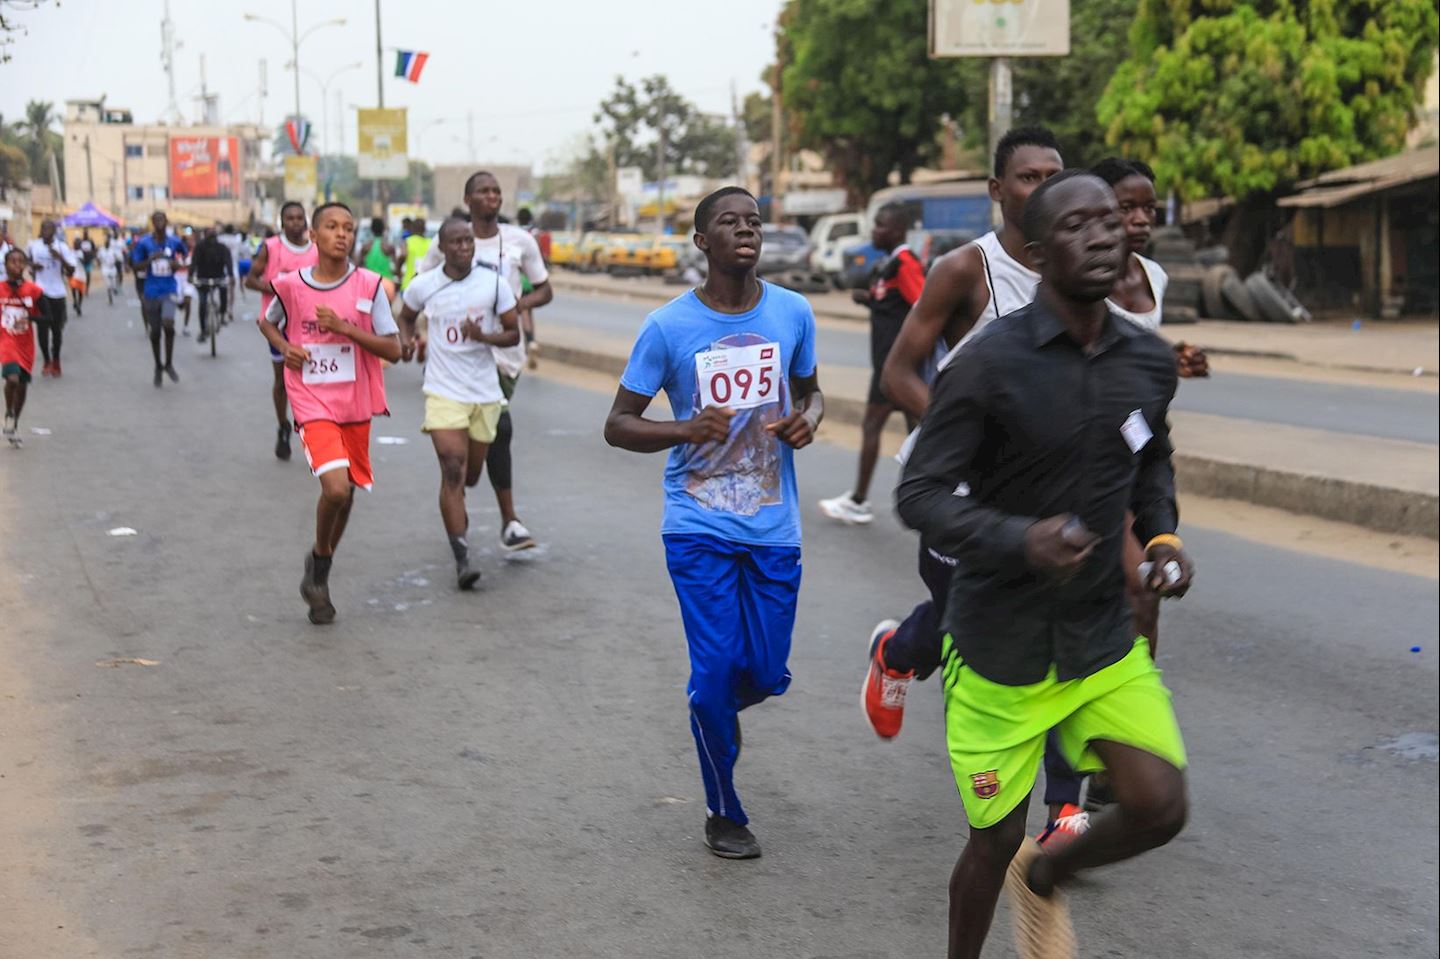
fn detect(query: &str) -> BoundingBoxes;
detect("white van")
[808,213,867,287]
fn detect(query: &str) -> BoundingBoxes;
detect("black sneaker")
[165,365,179,383]
[456,559,481,591]
[275,424,292,461]
[154,367,163,388]
[300,551,337,625]
[704,815,761,860]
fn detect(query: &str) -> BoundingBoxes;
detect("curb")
[541,341,1439,541]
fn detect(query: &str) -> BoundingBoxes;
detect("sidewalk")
[537,309,1439,539]
[551,272,1440,379]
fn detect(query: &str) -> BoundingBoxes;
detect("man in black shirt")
[897,171,1193,959]
[191,227,233,344]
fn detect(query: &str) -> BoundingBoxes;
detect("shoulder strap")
[976,242,1001,322]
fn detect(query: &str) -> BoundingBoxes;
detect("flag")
[394,50,429,83]
[285,118,311,155]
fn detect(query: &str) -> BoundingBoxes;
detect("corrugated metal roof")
[1292,145,1439,190]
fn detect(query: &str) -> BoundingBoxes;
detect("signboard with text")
[284,155,318,203]
[169,136,240,199]
[357,108,409,179]
[929,0,1070,57]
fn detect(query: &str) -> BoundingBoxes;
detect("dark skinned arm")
[518,279,553,312]
[765,372,823,449]
[461,306,521,348]
[879,245,987,421]
[604,387,734,453]
[244,242,271,294]
[314,305,403,363]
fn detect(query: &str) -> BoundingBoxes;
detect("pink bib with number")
[274,268,388,426]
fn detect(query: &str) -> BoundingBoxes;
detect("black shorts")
[867,316,904,405]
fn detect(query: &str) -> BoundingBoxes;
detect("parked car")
[808,212,866,286]
[756,224,813,276]
[647,235,692,275]
[548,231,578,268]
[865,179,992,237]
[573,232,611,272]
[839,241,885,289]
[599,235,652,275]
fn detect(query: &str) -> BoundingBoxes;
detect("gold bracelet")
[1145,533,1183,552]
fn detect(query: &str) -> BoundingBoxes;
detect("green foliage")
[592,75,737,180]
[12,99,62,190]
[779,0,973,200]
[1098,0,1440,199]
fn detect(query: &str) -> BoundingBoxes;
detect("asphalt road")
[1,292,1436,958]
[543,292,1440,445]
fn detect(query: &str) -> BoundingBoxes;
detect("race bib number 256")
[301,342,357,384]
[695,342,782,411]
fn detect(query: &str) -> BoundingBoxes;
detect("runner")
[246,201,319,461]
[417,171,554,553]
[604,186,824,860]
[257,202,402,625]
[26,219,78,377]
[217,223,246,300]
[397,216,521,589]
[400,218,431,291]
[176,231,197,336]
[357,216,399,284]
[896,170,1192,959]
[191,227,234,344]
[70,237,90,316]
[131,212,189,387]
[514,207,546,364]
[2,248,44,447]
[818,202,924,524]
[99,235,125,306]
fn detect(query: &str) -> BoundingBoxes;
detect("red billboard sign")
[169,136,239,199]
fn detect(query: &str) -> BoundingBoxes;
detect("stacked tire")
[1200,264,1310,323]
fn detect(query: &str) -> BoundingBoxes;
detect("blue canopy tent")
[63,202,121,229]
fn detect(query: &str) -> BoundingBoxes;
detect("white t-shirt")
[99,244,126,274]
[403,264,517,405]
[1105,254,1169,333]
[264,265,399,335]
[27,238,78,298]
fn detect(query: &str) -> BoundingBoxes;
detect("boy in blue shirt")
[605,187,825,860]
[130,211,190,387]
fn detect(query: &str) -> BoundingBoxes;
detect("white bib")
[1,304,28,333]
[695,341,782,411]
[302,342,357,384]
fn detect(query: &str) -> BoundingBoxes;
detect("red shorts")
[298,420,373,491]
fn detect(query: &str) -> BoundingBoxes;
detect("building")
[1279,144,1439,317]
[431,164,534,219]
[62,99,268,229]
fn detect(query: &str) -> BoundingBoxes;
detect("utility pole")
[769,60,783,223]
[83,136,94,204]
[290,0,302,136]
[161,0,182,124]
[731,79,747,189]
[988,57,1013,227]
[257,59,267,126]
[656,123,667,234]
[374,0,385,107]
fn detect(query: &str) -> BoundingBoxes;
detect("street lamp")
[242,5,346,141]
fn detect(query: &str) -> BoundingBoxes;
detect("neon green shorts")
[942,636,1187,829]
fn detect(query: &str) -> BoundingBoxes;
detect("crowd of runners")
[5,123,1208,958]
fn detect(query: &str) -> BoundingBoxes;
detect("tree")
[592,75,738,180]
[779,0,975,203]
[14,99,62,191]
[1,0,59,64]
[1098,0,1440,201]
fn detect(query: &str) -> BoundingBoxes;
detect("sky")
[1,0,783,172]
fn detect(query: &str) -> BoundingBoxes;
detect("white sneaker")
[501,520,537,552]
[3,413,17,447]
[818,492,874,525]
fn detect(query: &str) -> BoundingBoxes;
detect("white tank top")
[936,230,1040,371]
[1105,254,1168,332]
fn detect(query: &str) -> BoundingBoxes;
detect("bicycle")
[195,278,230,357]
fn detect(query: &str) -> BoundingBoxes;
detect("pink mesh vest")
[273,267,389,426]
[260,235,319,318]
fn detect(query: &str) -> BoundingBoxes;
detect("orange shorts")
[298,420,373,491]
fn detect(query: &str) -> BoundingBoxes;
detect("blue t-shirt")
[131,234,189,299]
[619,282,818,547]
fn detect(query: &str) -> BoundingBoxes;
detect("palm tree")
[15,99,62,191]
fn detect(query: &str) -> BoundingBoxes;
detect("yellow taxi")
[598,234,652,275]
[548,231,578,268]
[574,232,611,272]
[647,235,692,275]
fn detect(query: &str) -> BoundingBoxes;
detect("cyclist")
[192,227,234,344]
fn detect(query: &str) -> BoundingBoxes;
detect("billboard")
[357,108,408,179]
[284,156,318,203]
[929,0,1070,57]
[170,136,240,199]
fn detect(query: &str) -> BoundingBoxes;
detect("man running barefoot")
[417,172,553,553]
[605,187,824,860]
[897,171,1192,959]
[131,212,189,387]
[398,216,521,590]
[247,201,319,461]
[818,202,924,524]
[2,248,44,447]
[257,203,402,624]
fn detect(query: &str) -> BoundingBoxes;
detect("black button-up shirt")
[896,298,1180,685]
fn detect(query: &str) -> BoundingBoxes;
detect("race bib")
[1,304,27,333]
[695,341,782,411]
[149,257,173,278]
[302,342,357,384]
[1120,409,1153,453]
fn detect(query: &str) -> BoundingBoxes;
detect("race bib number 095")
[695,342,782,411]
[302,342,357,384]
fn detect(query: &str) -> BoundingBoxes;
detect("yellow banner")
[358,107,409,180]
[283,155,318,202]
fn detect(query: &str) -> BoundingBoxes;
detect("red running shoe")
[861,619,913,739]
[1037,804,1091,850]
